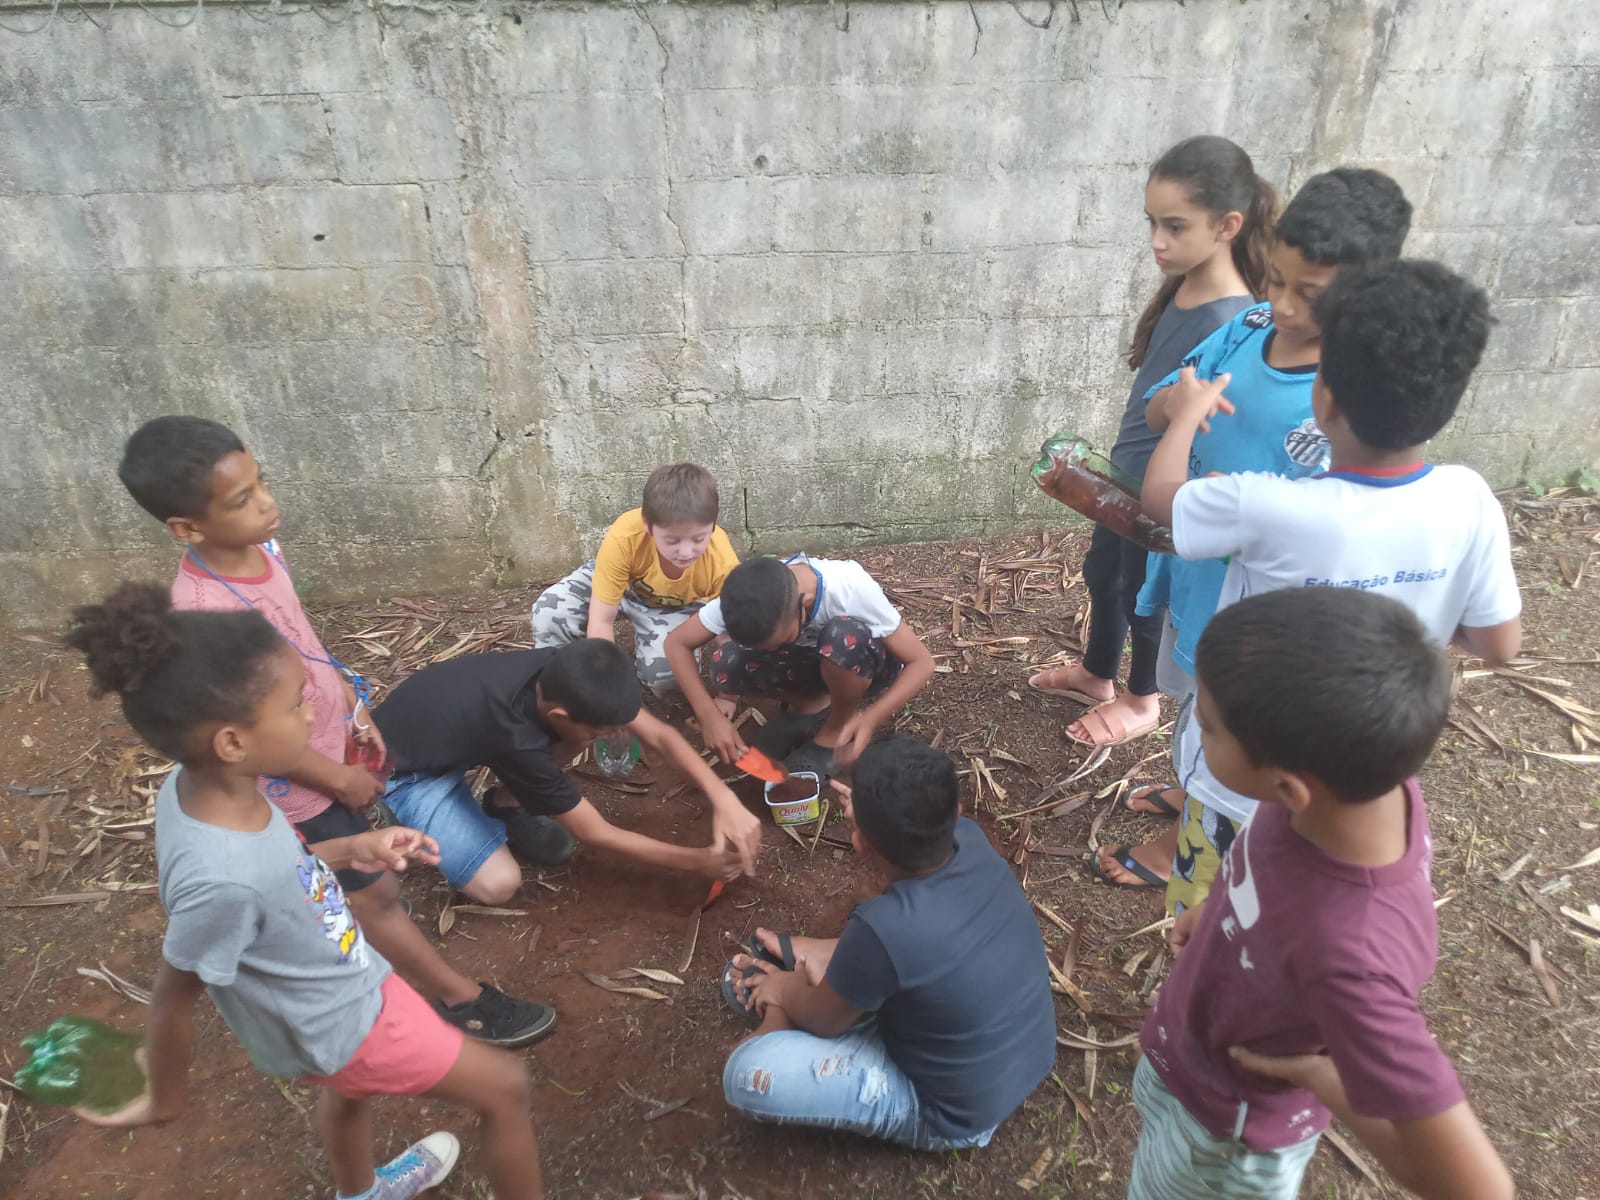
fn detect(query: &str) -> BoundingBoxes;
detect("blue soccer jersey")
[1135,304,1331,677]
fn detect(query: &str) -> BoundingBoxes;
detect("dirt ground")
[3,494,1599,1200]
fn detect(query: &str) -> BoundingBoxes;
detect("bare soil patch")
[3,493,1598,1199]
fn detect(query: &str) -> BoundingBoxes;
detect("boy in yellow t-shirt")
[532,463,739,698]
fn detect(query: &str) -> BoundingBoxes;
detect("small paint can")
[763,771,822,826]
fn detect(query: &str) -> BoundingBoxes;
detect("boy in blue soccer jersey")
[1093,168,1413,901]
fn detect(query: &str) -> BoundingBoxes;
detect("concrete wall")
[2,0,1597,624]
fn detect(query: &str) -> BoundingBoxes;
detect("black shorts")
[295,803,384,893]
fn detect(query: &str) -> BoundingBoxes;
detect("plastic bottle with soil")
[16,1015,147,1114]
[1031,432,1175,554]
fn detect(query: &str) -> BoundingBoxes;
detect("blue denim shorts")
[381,771,507,890]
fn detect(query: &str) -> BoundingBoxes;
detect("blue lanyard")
[784,553,825,624]
[185,545,373,711]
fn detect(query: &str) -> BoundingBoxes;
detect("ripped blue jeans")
[722,1019,996,1150]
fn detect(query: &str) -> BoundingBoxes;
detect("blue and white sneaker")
[371,1132,459,1199]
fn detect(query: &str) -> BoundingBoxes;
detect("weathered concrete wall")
[2,0,1597,624]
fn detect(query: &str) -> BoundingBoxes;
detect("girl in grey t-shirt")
[1028,137,1275,888]
[64,583,546,1200]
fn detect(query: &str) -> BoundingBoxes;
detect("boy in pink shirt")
[1131,588,1512,1200]
[120,417,554,1049]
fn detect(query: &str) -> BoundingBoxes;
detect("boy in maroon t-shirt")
[1132,589,1512,1200]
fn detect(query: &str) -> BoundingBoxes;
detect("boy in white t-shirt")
[664,556,935,779]
[1139,258,1522,914]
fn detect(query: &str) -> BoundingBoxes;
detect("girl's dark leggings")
[1079,522,1163,696]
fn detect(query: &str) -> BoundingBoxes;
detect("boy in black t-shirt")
[374,640,760,889]
[720,739,1055,1149]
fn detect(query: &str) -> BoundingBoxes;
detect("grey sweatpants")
[530,560,704,696]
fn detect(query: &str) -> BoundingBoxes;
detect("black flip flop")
[751,708,831,762]
[720,931,796,1023]
[1124,786,1184,820]
[746,930,796,971]
[1089,844,1168,890]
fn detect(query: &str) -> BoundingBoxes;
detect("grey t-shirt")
[156,770,390,1077]
[824,819,1057,1138]
[1109,294,1254,478]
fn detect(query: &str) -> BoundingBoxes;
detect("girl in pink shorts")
[65,583,544,1200]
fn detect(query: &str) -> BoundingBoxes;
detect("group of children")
[51,130,1524,1200]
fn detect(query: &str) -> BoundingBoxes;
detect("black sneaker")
[435,983,557,1048]
[484,796,576,866]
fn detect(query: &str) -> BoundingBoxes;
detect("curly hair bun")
[64,581,178,699]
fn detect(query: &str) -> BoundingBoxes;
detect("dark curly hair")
[64,581,286,761]
[1276,167,1412,266]
[1316,259,1491,449]
[1197,588,1451,803]
[119,415,244,522]
[850,737,960,871]
[719,557,799,647]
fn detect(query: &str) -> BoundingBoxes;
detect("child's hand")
[711,796,762,877]
[831,713,875,768]
[348,827,441,874]
[1229,1046,1345,1109]
[332,764,383,811]
[704,715,749,766]
[741,958,791,1015]
[828,778,854,820]
[698,842,745,882]
[1168,366,1236,433]
[1168,901,1206,954]
[352,718,387,761]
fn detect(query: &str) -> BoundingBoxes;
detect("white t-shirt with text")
[1170,463,1520,823]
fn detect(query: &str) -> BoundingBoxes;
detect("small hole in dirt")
[312,233,326,242]
[511,11,522,22]
[753,154,768,171]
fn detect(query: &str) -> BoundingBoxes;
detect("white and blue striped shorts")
[1128,1058,1319,1200]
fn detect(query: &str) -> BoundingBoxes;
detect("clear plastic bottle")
[1031,432,1175,554]
[594,736,640,777]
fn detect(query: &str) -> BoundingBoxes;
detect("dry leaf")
[1015,1146,1054,1192]
[1554,845,1600,872]
[580,970,670,1002]
[1057,1029,1141,1051]
[1323,1124,1385,1190]
[626,967,686,986]
[1528,939,1563,1008]
[452,904,527,917]
[2,891,111,907]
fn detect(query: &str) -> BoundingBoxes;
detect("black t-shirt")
[824,818,1057,1138]
[373,649,581,816]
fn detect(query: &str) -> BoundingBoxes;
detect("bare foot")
[1094,824,1180,887]
[1124,784,1185,818]
[1067,692,1162,747]
[1028,662,1116,703]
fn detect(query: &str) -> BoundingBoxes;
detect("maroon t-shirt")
[1141,780,1465,1150]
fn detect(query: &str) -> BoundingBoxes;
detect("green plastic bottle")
[1032,432,1175,554]
[16,1016,146,1114]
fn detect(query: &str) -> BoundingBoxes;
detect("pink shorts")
[310,974,464,1100]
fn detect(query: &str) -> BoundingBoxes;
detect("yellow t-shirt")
[592,508,739,608]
